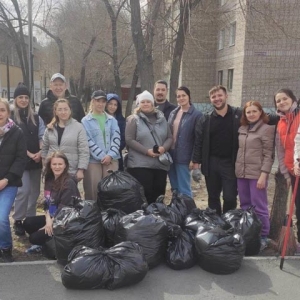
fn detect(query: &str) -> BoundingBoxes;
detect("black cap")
[91,90,107,100]
[14,82,30,98]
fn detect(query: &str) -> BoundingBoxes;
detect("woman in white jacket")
[41,99,89,181]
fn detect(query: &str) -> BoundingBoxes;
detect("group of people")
[1,71,300,262]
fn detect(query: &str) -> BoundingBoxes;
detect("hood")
[106,93,123,118]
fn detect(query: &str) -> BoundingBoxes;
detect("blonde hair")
[13,96,36,126]
[48,98,72,128]
[0,98,11,116]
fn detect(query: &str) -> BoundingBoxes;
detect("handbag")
[141,118,173,166]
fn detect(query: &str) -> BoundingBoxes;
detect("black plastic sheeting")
[53,198,105,265]
[62,242,148,290]
[97,171,147,214]
[114,210,168,269]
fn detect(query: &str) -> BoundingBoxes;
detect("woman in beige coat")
[41,99,89,181]
[235,101,275,250]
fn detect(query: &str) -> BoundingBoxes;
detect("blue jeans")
[168,163,192,198]
[0,186,18,249]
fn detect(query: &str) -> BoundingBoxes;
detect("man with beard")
[38,73,85,125]
[153,80,176,120]
[192,85,243,215]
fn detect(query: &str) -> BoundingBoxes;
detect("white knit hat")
[136,90,154,106]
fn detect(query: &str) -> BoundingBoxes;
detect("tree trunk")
[126,64,138,117]
[77,36,97,100]
[269,171,289,241]
[130,0,161,91]
[169,0,202,103]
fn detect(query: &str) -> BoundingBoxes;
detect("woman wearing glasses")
[41,98,89,182]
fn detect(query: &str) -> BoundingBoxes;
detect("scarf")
[0,119,14,138]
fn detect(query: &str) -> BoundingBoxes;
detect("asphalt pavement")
[1,257,300,300]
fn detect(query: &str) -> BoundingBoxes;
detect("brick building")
[181,0,300,108]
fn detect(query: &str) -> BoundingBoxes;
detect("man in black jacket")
[38,73,85,125]
[153,80,176,121]
[192,85,277,215]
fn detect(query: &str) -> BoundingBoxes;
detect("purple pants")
[237,178,270,236]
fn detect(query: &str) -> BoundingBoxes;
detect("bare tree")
[129,0,161,91]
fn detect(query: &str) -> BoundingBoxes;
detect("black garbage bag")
[101,208,126,247]
[42,238,56,260]
[62,241,148,290]
[143,202,183,227]
[222,207,262,256]
[166,225,196,270]
[97,170,147,214]
[184,208,230,233]
[53,198,105,265]
[169,191,196,220]
[114,210,168,268]
[195,227,245,274]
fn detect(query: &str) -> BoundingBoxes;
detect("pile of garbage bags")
[51,171,264,290]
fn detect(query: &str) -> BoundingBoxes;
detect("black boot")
[14,220,25,236]
[0,248,14,263]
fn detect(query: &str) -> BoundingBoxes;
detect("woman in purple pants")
[235,101,275,251]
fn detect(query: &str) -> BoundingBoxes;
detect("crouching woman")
[23,151,80,250]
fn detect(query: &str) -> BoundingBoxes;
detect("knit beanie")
[14,82,30,99]
[136,90,154,106]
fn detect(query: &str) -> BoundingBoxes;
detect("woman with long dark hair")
[275,88,300,252]
[0,98,27,262]
[168,86,202,198]
[23,151,80,248]
[11,83,45,237]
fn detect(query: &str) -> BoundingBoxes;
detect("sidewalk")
[1,257,300,300]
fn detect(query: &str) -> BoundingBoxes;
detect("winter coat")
[126,110,172,171]
[0,124,27,187]
[11,108,45,170]
[106,93,125,151]
[38,89,85,125]
[235,120,275,179]
[276,104,300,178]
[168,104,202,164]
[41,118,89,174]
[81,112,121,163]
[155,100,177,121]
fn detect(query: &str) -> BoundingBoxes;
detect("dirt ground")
[9,172,282,262]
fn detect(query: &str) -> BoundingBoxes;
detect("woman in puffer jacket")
[235,100,275,251]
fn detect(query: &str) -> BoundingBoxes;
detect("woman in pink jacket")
[235,101,275,251]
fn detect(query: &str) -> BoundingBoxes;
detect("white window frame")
[227,69,234,92]
[229,22,236,46]
[218,29,225,50]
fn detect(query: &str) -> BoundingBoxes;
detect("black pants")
[290,175,300,242]
[127,168,167,204]
[205,156,237,215]
[23,216,51,245]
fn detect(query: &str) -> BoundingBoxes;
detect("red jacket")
[277,106,300,175]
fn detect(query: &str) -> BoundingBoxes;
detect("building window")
[229,22,236,46]
[218,70,223,85]
[218,29,225,50]
[227,69,234,92]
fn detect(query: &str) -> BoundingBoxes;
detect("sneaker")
[0,248,14,263]
[260,237,269,252]
[25,245,42,254]
[13,220,25,236]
